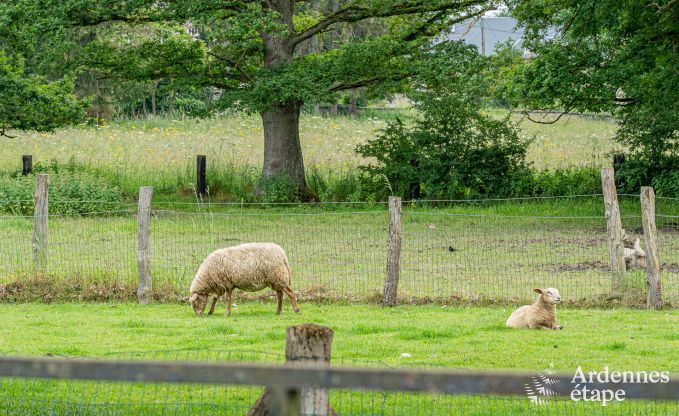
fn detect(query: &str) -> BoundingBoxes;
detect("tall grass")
[0,111,622,202]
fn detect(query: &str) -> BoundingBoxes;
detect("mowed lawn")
[1,303,678,415]
[0,302,679,416]
[1,303,677,372]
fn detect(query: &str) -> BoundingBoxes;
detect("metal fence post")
[383,196,402,306]
[640,186,662,309]
[601,168,626,296]
[137,186,153,304]
[32,174,49,272]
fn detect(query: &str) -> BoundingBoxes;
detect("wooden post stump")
[248,324,336,416]
[32,174,49,272]
[640,187,662,309]
[383,196,402,306]
[137,186,153,304]
[601,168,626,296]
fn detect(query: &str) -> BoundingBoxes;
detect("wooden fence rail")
[1,357,678,401]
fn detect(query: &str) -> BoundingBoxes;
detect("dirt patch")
[0,275,183,303]
[497,237,605,247]
[545,261,610,272]
[629,225,679,234]
[544,261,679,273]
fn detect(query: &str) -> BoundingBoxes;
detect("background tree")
[1,0,491,198]
[504,0,679,191]
[0,52,85,137]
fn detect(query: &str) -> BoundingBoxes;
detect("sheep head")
[190,292,208,316]
[533,287,561,304]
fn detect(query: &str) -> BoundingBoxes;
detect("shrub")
[0,161,124,215]
[615,155,679,197]
[513,166,601,197]
[356,93,531,200]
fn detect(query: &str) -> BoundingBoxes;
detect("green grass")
[0,303,677,415]
[1,303,677,371]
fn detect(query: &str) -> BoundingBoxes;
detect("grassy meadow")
[0,111,621,199]
[0,111,620,170]
[0,303,677,415]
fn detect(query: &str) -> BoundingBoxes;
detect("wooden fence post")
[137,186,153,304]
[383,196,402,306]
[248,324,335,416]
[640,186,662,309]
[287,324,333,416]
[196,155,207,197]
[22,155,32,176]
[601,168,626,296]
[268,385,301,416]
[32,174,49,271]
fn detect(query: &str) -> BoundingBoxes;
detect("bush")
[512,166,601,197]
[356,93,532,200]
[0,161,124,215]
[615,155,679,197]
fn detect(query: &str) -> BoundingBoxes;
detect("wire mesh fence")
[1,195,678,305]
[0,350,677,416]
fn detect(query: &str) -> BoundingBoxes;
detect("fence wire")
[0,350,677,416]
[0,196,678,305]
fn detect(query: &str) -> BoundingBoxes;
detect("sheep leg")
[207,295,219,316]
[283,286,300,313]
[225,290,233,316]
[538,325,560,331]
[276,290,283,315]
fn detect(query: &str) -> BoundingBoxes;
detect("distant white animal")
[623,234,646,270]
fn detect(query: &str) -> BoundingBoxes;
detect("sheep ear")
[189,293,198,302]
[533,288,544,294]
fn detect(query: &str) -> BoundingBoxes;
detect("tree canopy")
[505,0,679,160]
[0,51,85,137]
[0,0,490,196]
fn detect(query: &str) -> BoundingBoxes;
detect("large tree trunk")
[258,0,308,197]
[260,101,306,193]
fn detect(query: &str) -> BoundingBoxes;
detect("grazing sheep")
[506,288,562,330]
[189,243,301,316]
[622,230,646,269]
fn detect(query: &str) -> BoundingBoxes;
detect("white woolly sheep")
[622,230,646,269]
[506,288,562,330]
[189,242,301,316]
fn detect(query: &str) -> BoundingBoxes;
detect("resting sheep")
[189,242,301,316]
[622,230,646,269]
[506,288,562,330]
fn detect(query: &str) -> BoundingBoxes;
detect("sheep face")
[189,293,208,316]
[533,287,561,304]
